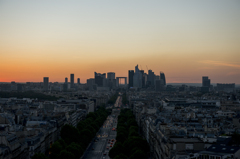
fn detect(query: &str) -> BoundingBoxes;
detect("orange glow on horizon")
[1,53,240,84]
[1,1,240,84]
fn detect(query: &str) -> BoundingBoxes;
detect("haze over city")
[1,1,240,158]
[0,0,240,83]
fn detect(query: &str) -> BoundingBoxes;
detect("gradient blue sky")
[0,0,240,83]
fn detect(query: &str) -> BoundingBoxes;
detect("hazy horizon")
[1,82,239,88]
[1,1,239,84]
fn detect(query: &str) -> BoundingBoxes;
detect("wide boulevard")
[82,96,121,159]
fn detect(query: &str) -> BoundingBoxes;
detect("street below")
[82,95,121,159]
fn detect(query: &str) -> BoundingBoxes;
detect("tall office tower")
[143,73,148,88]
[94,72,106,87]
[63,77,68,92]
[140,70,145,88]
[202,76,210,87]
[77,78,80,84]
[133,65,142,88]
[43,77,49,91]
[147,70,155,86]
[140,70,144,76]
[107,72,115,80]
[102,79,108,87]
[87,78,95,86]
[160,72,166,85]
[154,75,160,89]
[87,78,96,90]
[107,72,116,88]
[70,74,74,88]
[155,75,160,80]
[128,70,134,88]
[201,76,211,93]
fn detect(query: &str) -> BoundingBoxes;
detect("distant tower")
[128,70,134,88]
[70,74,74,88]
[201,76,211,93]
[63,77,68,91]
[107,72,115,80]
[43,77,49,91]
[147,70,155,86]
[202,76,210,87]
[77,78,80,84]
[107,72,116,89]
[160,72,166,85]
[94,72,106,87]
[133,65,142,88]
[140,70,145,88]
[65,77,68,84]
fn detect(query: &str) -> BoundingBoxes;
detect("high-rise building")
[63,77,68,92]
[142,73,148,88]
[147,70,155,87]
[154,75,159,87]
[107,72,116,89]
[87,78,96,90]
[201,76,211,93]
[202,76,210,87]
[140,70,145,88]
[133,65,142,88]
[65,77,68,83]
[140,70,144,76]
[94,72,106,87]
[160,72,166,85]
[77,78,80,84]
[43,77,49,91]
[107,72,115,80]
[155,75,160,80]
[70,74,74,88]
[128,70,134,88]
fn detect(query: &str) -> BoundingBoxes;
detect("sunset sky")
[0,0,240,84]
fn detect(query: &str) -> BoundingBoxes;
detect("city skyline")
[0,70,238,86]
[1,1,240,84]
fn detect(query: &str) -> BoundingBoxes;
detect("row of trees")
[32,107,110,159]
[109,109,150,159]
[122,92,128,105]
[108,92,119,105]
[0,91,59,101]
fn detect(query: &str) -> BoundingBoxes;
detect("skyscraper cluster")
[128,65,166,91]
[43,74,80,91]
[87,72,117,90]
[42,66,166,91]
